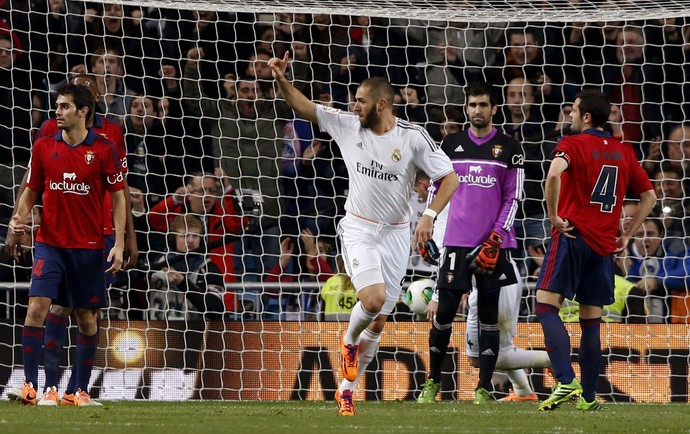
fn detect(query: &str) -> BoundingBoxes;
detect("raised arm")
[268,51,318,124]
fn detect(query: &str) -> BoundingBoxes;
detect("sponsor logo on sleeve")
[107,172,125,185]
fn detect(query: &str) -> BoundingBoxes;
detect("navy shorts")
[536,231,614,307]
[30,242,107,309]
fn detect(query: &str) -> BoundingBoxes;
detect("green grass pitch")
[1,400,689,433]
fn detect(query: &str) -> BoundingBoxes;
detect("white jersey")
[316,104,453,223]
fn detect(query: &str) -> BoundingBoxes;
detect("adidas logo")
[429,346,441,353]
[52,152,60,159]
[454,144,464,152]
[481,348,495,356]
[498,273,507,281]
[356,142,363,149]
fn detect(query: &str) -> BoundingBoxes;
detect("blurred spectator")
[27,0,86,90]
[664,125,690,174]
[502,77,553,277]
[330,16,410,105]
[88,45,134,122]
[123,94,166,201]
[502,77,549,141]
[162,9,251,100]
[652,166,690,242]
[395,85,428,127]
[308,14,348,93]
[84,3,160,94]
[148,173,245,288]
[647,18,689,127]
[320,255,356,321]
[419,21,505,127]
[147,214,229,321]
[108,185,161,319]
[494,26,564,123]
[156,62,211,188]
[272,12,310,56]
[619,218,690,323]
[439,106,464,140]
[0,31,32,224]
[602,26,664,146]
[293,132,346,236]
[263,230,334,320]
[183,47,292,279]
[245,49,274,98]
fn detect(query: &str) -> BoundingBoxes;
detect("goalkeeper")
[414,170,550,403]
[417,82,525,404]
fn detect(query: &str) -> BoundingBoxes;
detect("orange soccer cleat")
[7,382,37,406]
[335,389,356,416]
[339,334,359,382]
[60,392,76,406]
[73,389,103,407]
[498,391,539,402]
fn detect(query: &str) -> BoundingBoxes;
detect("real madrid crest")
[352,258,359,268]
[492,145,502,158]
[392,148,401,162]
[85,151,95,165]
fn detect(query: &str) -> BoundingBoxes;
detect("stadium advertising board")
[0,321,688,402]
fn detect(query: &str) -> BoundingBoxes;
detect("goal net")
[1,0,689,402]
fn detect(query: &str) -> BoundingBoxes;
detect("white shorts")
[466,260,522,358]
[338,213,411,316]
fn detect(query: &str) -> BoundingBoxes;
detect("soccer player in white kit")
[269,52,458,416]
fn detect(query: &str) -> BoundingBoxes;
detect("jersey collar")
[468,126,497,145]
[92,113,103,129]
[582,128,612,138]
[54,128,99,146]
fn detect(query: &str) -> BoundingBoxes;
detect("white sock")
[496,347,551,370]
[505,369,533,397]
[343,302,377,346]
[339,328,380,393]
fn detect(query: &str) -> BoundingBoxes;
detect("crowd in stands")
[0,2,689,323]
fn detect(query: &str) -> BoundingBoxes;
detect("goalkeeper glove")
[419,239,441,266]
[466,231,503,275]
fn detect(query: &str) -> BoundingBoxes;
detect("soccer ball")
[404,279,435,315]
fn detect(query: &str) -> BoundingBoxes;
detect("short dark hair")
[415,168,430,184]
[574,89,610,128]
[56,82,94,122]
[360,77,395,106]
[465,81,496,106]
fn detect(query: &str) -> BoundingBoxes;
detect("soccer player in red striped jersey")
[6,74,137,406]
[7,83,126,407]
[535,90,656,412]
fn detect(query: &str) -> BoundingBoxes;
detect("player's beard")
[470,115,490,129]
[360,108,380,129]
